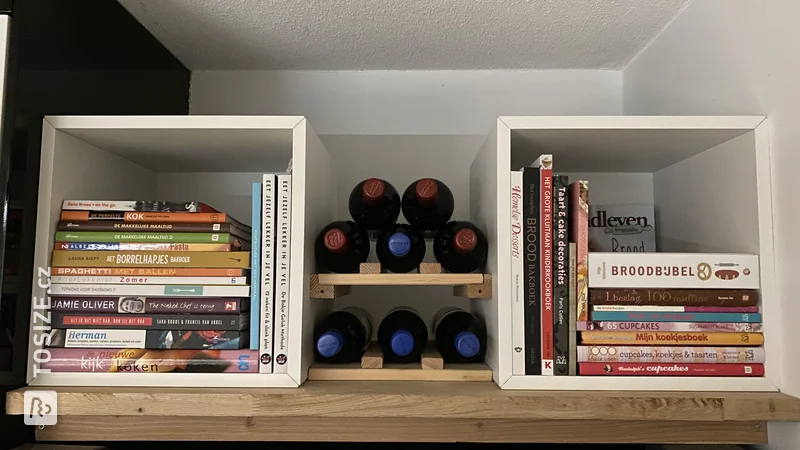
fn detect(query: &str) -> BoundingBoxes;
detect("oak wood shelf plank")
[34,416,768,443]
[315,273,486,286]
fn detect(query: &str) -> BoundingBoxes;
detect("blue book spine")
[249,182,262,350]
[590,311,762,323]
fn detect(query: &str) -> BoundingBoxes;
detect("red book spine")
[537,156,554,375]
[579,362,764,376]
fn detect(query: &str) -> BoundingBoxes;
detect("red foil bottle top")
[362,178,386,203]
[453,228,477,254]
[415,179,438,204]
[324,228,349,254]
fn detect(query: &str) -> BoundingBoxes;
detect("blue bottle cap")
[387,232,411,257]
[454,331,480,358]
[390,329,415,356]
[317,331,344,358]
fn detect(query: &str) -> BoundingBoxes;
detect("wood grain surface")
[308,363,492,381]
[316,272,486,285]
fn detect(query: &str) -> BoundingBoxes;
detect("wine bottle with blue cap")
[401,178,455,232]
[314,307,373,364]
[348,178,401,230]
[377,306,428,363]
[432,307,487,363]
[315,221,370,273]
[375,224,425,273]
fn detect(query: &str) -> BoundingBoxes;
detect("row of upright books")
[41,173,293,374]
[510,155,764,377]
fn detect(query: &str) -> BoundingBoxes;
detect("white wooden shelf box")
[28,115,332,388]
[474,116,778,391]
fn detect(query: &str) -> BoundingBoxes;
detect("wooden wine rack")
[309,262,493,299]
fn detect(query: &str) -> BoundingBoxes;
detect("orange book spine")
[51,267,246,276]
[61,211,229,223]
[580,331,763,346]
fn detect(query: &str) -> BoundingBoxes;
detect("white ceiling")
[118,0,690,70]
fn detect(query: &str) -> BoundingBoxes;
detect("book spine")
[57,220,244,234]
[250,182,262,351]
[509,170,525,375]
[49,284,250,297]
[49,329,247,349]
[552,175,569,376]
[588,252,760,289]
[61,200,209,213]
[579,362,764,377]
[42,349,259,373]
[55,232,233,243]
[51,313,246,330]
[590,311,762,323]
[534,155,554,376]
[569,181,589,321]
[577,346,765,363]
[591,305,758,313]
[61,211,234,223]
[50,296,247,314]
[568,242,577,376]
[580,331,763,346]
[522,167,541,375]
[50,275,247,285]
[51,267,246,277]
[577,321,763,332]
[51,251,250,268]
[274,174,292,373]
[260,174,277,373]
[54,242,233,252]
[589,289,759,306]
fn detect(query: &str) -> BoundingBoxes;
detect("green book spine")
[55,232,232,243]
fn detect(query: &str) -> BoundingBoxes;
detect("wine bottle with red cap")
[314,307,373,364]
[377,306,428,363]
[315,221,370,273]
[433,221,488,273]
[348,178,401,230]
[432,307,486,363]
[401,178,455,231]
[375,224,425,273]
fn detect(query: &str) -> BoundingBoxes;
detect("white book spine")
[588,253,760,289]
[591,305,686,312]
[274,174,292,373]
[48,284,250,297]
[259,174,277,373]
[50,276,247,285]
[510,170,525,375]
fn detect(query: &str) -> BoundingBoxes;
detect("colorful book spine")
[522,166,541,375]
[57,220,251,236]
[534,155,554,376]
[49,329,247,350]
[580,331,764,346]
[50,296,247,314]
[42,349,259,373]
[552,174,569,376]
[61,211,240,223]
[590,311,762,323]
[589,288,759,306]
[577,346,765,363]
[259,175,276,372]
[55,232,236,243]
[588,252,760,289]
[51,313,247,330]
[579,362,764,377]
[568,242,577,376]
[49,284,250,297]
[510,170,525,375]
[51,251,250,268]
[50,275,247,285]
[273,174,292,374]
[61,200,216,213]
[51,267,246,277]
[250,182,262,351]
[577,321,763,332]
[591,305,758,313]
[569,181,589,321]
[54,242,234,252]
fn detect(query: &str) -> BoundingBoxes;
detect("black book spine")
[51,313,246,330]
[522,167,541,375]
[552,175,570,376]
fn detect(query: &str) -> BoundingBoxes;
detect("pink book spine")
[569,181,589,321]
[579,362,764,376]
[577,345,765,363]
[41,349,258,373]
[576,321,763,332]
[686,306,758,313]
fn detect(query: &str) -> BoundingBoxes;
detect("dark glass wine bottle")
[401,178,455,231]
[375,224,425,273]
[314,221,370,273]
[314,307,373,364]
[432,307,486,363]
[433,221,488,273]
[348,178,401,230]
[377,307,428,363]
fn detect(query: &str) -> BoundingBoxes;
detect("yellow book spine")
[51,251,250,268]
[580,331,763,346]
